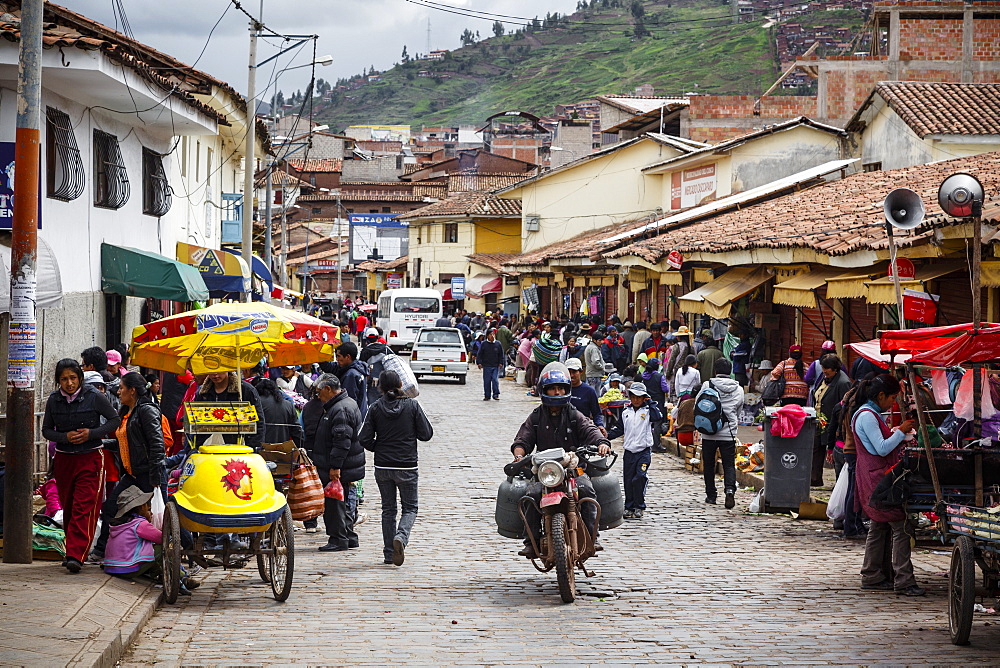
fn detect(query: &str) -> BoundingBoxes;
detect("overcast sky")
[70,0,580,105]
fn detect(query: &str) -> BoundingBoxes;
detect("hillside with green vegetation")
[302,0,865,130]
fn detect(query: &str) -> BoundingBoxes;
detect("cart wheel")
[162,502,182,605]
[267,505,295,601]
[254,532,271,583]
[950,535,976,645]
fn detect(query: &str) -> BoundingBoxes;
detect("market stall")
[881,324,1000,644]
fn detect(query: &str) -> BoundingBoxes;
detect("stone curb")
[69,586,162,668]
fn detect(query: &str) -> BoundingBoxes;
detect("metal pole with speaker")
[938,174,987,471]
[883,188,925,328]
[882,188,944,505]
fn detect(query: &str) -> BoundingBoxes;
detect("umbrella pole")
[236,332,243,401]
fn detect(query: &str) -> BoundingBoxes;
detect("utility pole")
[264,165,273,274]
[241,17,260,302]
[4,0,42,564]
[279,161,289,285]
[337,191,344,299]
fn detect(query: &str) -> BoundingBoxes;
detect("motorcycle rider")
[510,362,612,559]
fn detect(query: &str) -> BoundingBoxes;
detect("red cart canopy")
[909,326,1000,367]
[879,323,1000,355]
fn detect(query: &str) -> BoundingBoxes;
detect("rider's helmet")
[537,361,573,407]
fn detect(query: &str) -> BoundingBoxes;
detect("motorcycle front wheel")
[551,512,576,603]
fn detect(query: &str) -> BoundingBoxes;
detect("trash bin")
[763,406,817,512]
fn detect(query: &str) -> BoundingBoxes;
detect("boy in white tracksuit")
[698,357,745,509]
[607,382,662,519]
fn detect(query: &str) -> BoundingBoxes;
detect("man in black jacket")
[313,374,365,552]
[477,328,505,401]
[335,342,369,416]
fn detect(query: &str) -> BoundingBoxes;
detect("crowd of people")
[460,309,923,596]
[29,299,925,598]
[36,316,434,579]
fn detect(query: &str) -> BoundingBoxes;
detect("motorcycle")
[503,444,616,603]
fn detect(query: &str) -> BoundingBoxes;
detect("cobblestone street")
[124,372,1000,666]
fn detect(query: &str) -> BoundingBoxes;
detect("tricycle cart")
[161,402,295,604]
[887,324,1000,644]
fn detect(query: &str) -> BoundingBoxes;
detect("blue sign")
[0,141,41,229]
[451,276,466,300]
[348,213,405,228]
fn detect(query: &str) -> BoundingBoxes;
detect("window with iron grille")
[142,147,171,216]
[444,222,459,243]
[45,107,85,201]
[93,129,129,209]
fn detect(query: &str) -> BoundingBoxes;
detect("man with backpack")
[694,358,744,509]
[360,327,393,409]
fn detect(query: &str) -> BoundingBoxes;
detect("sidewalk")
[0,559,160,667]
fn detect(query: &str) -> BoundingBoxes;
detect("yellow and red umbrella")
[130,302,340,374]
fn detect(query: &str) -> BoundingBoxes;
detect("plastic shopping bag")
[953,368,996,421]
[748,488,765,514]
[826,467,849,520]
[150,489,165,531]
[324,479,345,501]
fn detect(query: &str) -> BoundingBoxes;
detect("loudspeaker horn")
[883,188,925,230]
[938,172,985,218]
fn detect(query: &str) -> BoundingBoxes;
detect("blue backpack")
[694,380,727,435]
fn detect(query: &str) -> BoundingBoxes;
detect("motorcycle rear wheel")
[551,512,576,603]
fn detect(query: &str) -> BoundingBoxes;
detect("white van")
[377,288,444,350]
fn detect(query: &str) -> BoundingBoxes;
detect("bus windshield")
[394,297,440,314]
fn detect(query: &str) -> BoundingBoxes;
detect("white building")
[0,3,266,404]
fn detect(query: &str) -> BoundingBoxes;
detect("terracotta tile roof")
[506,214,661,267]
[447,173,534,193]
[356,255,408,272]
[396,191,521,220]
[608,151,1000,263]
[862,82,1000,138]
[0,3,230,127]
[298,192,430,203]
[467,253,519,275]
[287,158,343,173]
[255,170,311,189]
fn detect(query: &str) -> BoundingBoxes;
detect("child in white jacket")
[607,382,663,519]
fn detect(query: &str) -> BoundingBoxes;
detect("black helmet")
[537,361,572,407]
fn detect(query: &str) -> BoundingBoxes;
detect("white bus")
[376,288,443,350]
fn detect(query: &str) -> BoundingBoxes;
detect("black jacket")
[359,395,433,469]
[477,340,505,368]
[817,369,853,448]
[122,399,166,489]
[42,384,121,454]
[314,391,365,482]
[300,397,325,454]
[335,359,369,416]
[259,393,303,447]
[511,404,608,456]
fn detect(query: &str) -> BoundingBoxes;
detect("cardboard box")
[261,440,296,477]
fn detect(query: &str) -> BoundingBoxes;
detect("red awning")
[879,323,1000,355]
[909,327,1000,367]
[844,339,901,369]
[481,276,503,294]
